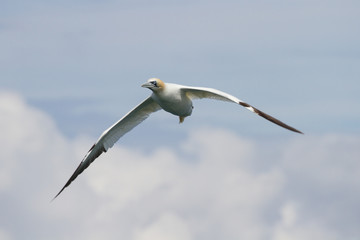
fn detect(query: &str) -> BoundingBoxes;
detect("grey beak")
[141,82,153,88]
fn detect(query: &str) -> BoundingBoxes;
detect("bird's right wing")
[53,96,161,199]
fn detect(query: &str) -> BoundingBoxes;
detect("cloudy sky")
[1,0,360,239]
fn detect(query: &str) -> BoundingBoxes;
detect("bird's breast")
[152,90,193,117]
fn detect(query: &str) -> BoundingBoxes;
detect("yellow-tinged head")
[141,78,165,91]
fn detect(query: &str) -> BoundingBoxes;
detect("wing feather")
[183,86,241,103]
[100,97,161,151]
[53,97,161,200]
[182,86,303,134]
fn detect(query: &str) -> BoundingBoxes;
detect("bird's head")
[141,78,165,92]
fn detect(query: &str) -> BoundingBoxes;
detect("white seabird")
[54,78,302,199]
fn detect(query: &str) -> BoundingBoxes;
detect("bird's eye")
[151,81,158,87]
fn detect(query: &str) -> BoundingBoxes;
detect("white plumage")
[54,78,302,199]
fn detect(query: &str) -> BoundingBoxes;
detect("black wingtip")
[51,187,66,202]
[51,174,75,202]
[51,161,84,202]
[239,101,303,134]
[294,129,304,134]
[51,144,106,202]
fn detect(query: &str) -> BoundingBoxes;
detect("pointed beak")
[141,82,153,88]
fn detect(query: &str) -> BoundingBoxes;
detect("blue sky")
[2,0,359,137]
[1,1,360,239]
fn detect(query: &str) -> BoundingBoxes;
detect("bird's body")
[150,83,193,120]
[53,78,302,200]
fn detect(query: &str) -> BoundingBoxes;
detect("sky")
[1,0,360,239]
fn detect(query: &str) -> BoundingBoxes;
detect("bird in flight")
[53,78,302,199]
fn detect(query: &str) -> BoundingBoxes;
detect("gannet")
[53,78,302,199]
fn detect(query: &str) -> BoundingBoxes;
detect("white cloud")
[280,202,298,227]
[134,213,192,240]
[272,200,340,240]
[1,90,360,240]
[0,228,12,240]
[0,91,68,192]
[81,128,284,240]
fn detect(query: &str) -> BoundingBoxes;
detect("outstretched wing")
[181,86,303,134]
[53,96,161,200]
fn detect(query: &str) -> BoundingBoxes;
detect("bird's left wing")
[53,96,161,200]
[181,86,303,134]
